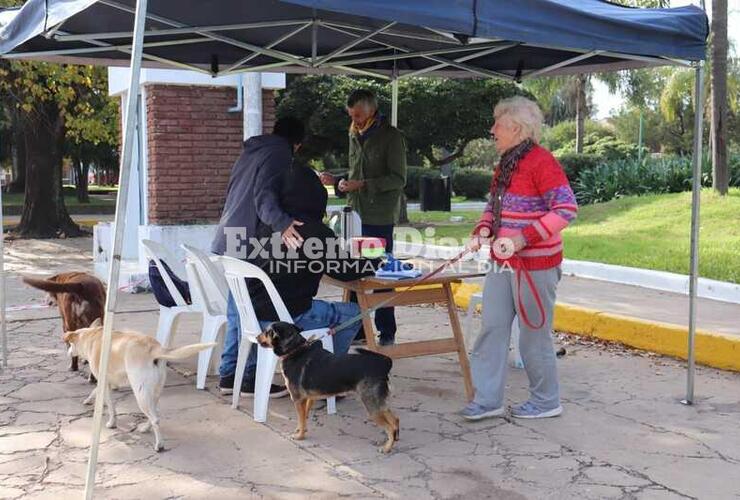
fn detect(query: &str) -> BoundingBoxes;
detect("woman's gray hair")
[493,96,544,143]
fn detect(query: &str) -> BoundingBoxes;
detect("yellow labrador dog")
[64,319,215,451]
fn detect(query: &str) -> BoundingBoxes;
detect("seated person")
[218,156,379,395]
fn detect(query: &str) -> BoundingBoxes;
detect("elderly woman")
[461,96,578,420]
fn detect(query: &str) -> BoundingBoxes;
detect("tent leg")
[391,78,399,127]
[683,63,704,406]
[83,0,149,497]
[0,182,6,370]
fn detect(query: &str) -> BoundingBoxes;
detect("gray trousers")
[470,265,562,410]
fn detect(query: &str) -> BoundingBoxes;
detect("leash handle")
[327,248,471,336]
[513,256,546,330]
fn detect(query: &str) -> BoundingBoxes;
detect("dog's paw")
[105,420,117,429]
[154,442,165,452]
[291,430,306,441]
[136,422,152,433]
[378,443,394,454]
[82,397,94,406]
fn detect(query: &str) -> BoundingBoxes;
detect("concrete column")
[243,73,263,140]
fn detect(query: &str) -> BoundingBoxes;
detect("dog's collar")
[278,339,319,360]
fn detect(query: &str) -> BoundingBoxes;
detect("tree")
[523,74,594,153]
[575,75,589,153]
[0,60,104,237]
[710,0,729,195]
[276,75,526,167]
[64,67,120,203]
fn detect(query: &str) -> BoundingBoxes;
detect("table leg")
[444,283,474,401]
[355,291,378,349]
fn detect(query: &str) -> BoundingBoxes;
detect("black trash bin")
[420,176,452,212]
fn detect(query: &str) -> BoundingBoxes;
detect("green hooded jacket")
[346,121,407,225]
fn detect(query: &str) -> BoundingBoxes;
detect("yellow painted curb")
[553,303,740,372]
[449,282,740,372]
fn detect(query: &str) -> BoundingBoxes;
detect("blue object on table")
[380,253,414,272]
[376,254,420,279]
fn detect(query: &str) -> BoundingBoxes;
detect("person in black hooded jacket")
[217,150,380,395]
[213,117,307,397]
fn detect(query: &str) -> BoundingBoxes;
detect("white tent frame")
[0,0,706,496]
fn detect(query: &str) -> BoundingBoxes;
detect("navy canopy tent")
[1,0,707,79]
[0,1,708,498]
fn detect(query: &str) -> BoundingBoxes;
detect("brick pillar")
[144,84,276,224]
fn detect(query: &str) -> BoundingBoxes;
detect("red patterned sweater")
[472,145,578,270]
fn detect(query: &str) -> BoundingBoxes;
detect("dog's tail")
[23,276,86,295]
[155,342,216,361]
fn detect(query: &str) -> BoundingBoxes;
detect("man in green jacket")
[321,89,407,345]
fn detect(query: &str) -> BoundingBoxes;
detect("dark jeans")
[352,223,397,340]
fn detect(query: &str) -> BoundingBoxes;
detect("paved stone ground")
[2,238,740,499]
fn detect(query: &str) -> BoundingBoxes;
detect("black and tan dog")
[257,321,399,453]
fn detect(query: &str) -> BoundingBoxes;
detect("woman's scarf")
[489,138,534,238]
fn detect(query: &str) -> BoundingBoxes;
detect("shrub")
[457,138,498,169]
[541,120,615,152]
[452,168,492,200]
[556,153,603,182]
[573,156,718,205]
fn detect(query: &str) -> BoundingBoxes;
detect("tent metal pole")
[0,180,6,370]
[225,22,312,73]
[334,41,510,67]
[391,78,399,127]
[55,19,312,42]
[683,62,704,406]
[4,37,210,59]
[100,0,312,68]
[83,0,148,497]
[521,51,602,80]
[315,22,396,66]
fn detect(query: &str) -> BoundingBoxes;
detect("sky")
[593,0,739,119]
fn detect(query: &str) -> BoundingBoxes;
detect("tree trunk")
[15,103,84,239]
[711,0,729,195]
[575,74,587,154]
[9,114,26,193]
[73,159,90,203]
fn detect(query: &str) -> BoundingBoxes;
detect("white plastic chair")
[141,239,201,349]
[465,291,523,368]
[182,244,229,390]
[219,256,336,422]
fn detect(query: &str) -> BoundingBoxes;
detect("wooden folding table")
[323,272,485,400]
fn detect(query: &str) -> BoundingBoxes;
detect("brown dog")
[23,272,106,372]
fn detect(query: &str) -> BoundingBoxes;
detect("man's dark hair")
[273,116,305,146]
[346,89,378,109]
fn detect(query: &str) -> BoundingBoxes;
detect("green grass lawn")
[2,192,116,208]
[399,189,740,284]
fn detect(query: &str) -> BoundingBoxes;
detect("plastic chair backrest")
[181,245,229,315]
[141,239,189,308]
[218,256,293,341]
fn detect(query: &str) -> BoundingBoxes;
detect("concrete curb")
[450,283,740,372]
[553,303,740,372]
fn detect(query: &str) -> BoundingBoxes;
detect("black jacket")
[211,135,294,256]
[248,163,379,320]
